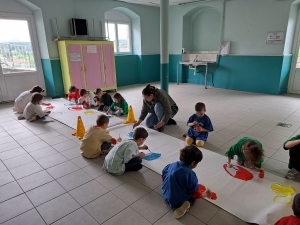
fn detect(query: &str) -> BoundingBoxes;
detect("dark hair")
[113,93,125,104]
[133,127,148,140]
[195,102,206,111]
[80,89,87,96]
[69,86,77,93]
[96,115,109,126]
[180,145,203,166]
[293,193,300,218]
[142,84,156,96]
[95,88,102,95]
[30,92,44,104]
[243,140,264,163]
[30,85,44,93]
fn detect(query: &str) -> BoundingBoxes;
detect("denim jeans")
[144,103,173,132]
[125,156,143,171]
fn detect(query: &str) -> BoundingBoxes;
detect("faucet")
[193,55,198,62]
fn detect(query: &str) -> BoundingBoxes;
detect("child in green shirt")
[107,93,128,116]
[225,137,264,170]
[283,135,300,180]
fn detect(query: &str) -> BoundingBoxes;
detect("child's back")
[103,139,139,175]
[162,161,198,208]
[80,125,111,158]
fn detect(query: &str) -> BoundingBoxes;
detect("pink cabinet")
[67,44,85,89]
[82,44,105,89]
[58,41,117,95]
[103,44,116,88]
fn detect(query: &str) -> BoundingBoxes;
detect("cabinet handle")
[84,65,86,71]
[104,64,106,70]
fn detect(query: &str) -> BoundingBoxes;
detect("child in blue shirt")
[162,145,212,219]
[185,102,213,147]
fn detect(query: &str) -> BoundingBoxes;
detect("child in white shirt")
[20,93,51,122]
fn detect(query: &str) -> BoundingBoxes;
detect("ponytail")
[142,84,155,96]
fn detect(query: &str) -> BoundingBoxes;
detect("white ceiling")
[113,0,212,7]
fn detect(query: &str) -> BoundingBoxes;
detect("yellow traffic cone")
[123,105,137,124]
[72,116,86,140]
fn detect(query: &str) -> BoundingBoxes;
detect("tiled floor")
[1,82,300,225]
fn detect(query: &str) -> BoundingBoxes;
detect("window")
[0,19,36,74]
[106,22,131,53]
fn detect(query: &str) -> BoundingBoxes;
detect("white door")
[0,14,45,102]
[288,11,300,94]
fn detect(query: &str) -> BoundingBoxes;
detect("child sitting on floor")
[162,145,212,219]
[103,127,148,175]
[80,115,121,158]
[13,85,49,113]
[68,86,80,103]
[78,89,91,109]
[283,135,300,180]
[19,93,51,122]
[185,102,213,147]
[275,193,300,225]
[226,137,264,170]
[94,88,113,111]
[107,93,128,116]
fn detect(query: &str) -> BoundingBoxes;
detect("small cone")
[72,116,86,140]
[123,105,137,124]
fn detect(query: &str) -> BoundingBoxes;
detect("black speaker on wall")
[70,18,88,35]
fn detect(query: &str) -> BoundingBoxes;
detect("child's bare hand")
[117,137,122,142]
[142,144,148,150]
[227,163,233,168]
[193,121,198,125]
[203,189,212,198]
[139,152,145,159]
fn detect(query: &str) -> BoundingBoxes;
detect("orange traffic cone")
[72,116,86,140]
[123,105,137,124]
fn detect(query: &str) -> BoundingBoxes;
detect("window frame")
[106,20,132,55]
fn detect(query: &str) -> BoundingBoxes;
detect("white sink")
[179,61,208,67]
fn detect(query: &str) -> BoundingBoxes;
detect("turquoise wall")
[47,54,160,95]
[41,59,65,97]
[174,55,293,95]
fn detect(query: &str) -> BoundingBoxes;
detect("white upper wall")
[18,0,159,57]
[169,0,294,55]
[105,10,131,22]
[0,0,32,14]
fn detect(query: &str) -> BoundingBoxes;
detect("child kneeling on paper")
[275,193,300,225]
[103,127,148,175]
[162,145,212,219]
[80,115,121,158]
[226,137,264,171]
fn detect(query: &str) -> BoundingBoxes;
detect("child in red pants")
[162,145,214,219]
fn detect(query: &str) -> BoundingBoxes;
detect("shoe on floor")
[167,118,177,125]
[182,133,187,138]
[100,146,114,155]
[17,115,25,120]
[173,201,190,219]
[285,169,300,180]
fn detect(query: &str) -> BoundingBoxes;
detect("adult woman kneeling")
[133,84,178,132]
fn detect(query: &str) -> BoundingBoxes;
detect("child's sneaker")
[173,201,190,219]
[100,146,113,155]
[285,169,300,180]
